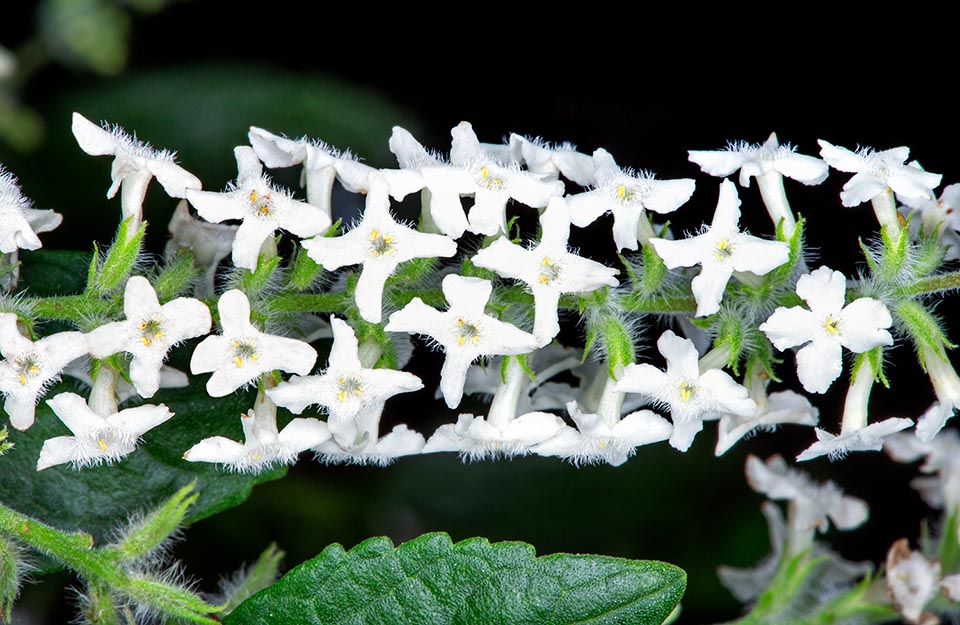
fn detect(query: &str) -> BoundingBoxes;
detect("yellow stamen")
[234,356,244,367]
[616,184,627,198]
[142,337,152,347]
[18,375,26,385]
[825,316,840,335]
[98,439,107,452]
[480,166,489,179]
[679,383,694,402]
[249,190,258,203]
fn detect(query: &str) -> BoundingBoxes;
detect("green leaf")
[20,250,93,296]
[225,533,685,625]
[940,505,960,573]
[0,381,283,548]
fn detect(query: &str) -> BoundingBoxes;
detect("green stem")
[623,294,698,315]
[31,295,117,324]
[0,503,220,624]
[896,271,960,296]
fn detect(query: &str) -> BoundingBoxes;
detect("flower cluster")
[0,114,956,491]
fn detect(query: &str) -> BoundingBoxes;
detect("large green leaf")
[225,532,686,625]
[0,249,284,544]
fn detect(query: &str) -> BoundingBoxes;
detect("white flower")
[314,423,425,467]
[886,430,960,521]
[650,180,789,317]
[915,344,960,441]
[532,400,672,467]
[568,148,695,251]
[384,274,541,408]
[718,501,871,602]
[746,454,869,534]
[688,133,828,188]
[388,123,563,238]
[266,316,422,448]
[165,200,238,297]
[36,392,173,470]
[797,418,913,462]
[301,174,457,323]
[470,197,618,343]
[508,135,596,186]
[818,140,942,207]
[0,315,88,430]
[0,165,63,254]
[186,146,331,270]
[900,183,960,259]
[189,290,317,397]
[424,356,566,460]
[183,405,330,474]
[616,330,755,452]
[715,389,818,456]
[248,127,423,220]
[71,113,201,227]
[885,540,943,625]
[760,266,893,394]
[64,359,188,403]
[424,411,566,461]
[86,276,211,398]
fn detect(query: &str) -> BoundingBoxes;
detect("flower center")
[714,238,734,262]
[455,318,482,346]
[336,375,364,401]
[231,339,260,367]
[14,354,41,385]
[613,183,638,205]
[248,189,274,219]
[678,381,695,402]
[369,229,396,257]
[139,317,164,347]
[824,315,840,335]
[539,257,561,284]
[477,165,505,191]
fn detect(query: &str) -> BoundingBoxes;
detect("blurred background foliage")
[1,2,956,623]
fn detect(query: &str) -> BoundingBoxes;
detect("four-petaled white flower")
[688,133,829,188]
[248,127,423,221]
[190,290,317,397]
[86,276,211,398]
[650,180,789,317]
[389,123,564,238]
[424,411,567,461]
[471,197,619,343]
[532,400,672,467]
[0,314,88,430]
[0,166,63,254]
[818,140,942,207]
[71,112,201,227]
[715,389,819,456]
[745,454,869,535]
[385,274,541,408]
[183,406,330,474]
[267,316,423,448]
[314,423,425,467]
[37,392,174,470]
[567,148,695,251]
[616,330,756,452]
[759,266,893,394]
[797,417,913,462]
[186,146,330,270]
[301,174,457,323]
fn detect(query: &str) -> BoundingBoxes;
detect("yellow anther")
[598,439,608,449]
[825,316,840,335]
[457,319,465,325]
[337,389,348,401]
[18,375,26,385]
[714,238,733,261]
[679,382,694,402]
[616,184,627,198]
[98,439,107,452]
[249,190,258,203]
[457,336,466,346]
[542,257,552,265]
[28,366,38,374]
[371,229,380,239]
[234,356,244,367]
[480,166,489,179]
[258,205,271,216]
[142,337,152,347]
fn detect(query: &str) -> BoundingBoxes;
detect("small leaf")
[225,533,685,625]
[219,544,285,615]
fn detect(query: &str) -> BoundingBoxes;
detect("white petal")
[760,305,821,351]
[147,159,201,198]
[248,127,307,168]
[277,417,331,452]
[839,298,893,352]
[817,140,862,173]
[183,436,247,464]
[642,178,696,214]
[110,403,174,437]
[690,263,734,317]
[71,113,117,156]
[37,436,81,471]
[840,172,887,207]
[795,339,843,394]
[774,153,829,185]
[688,150,745,178]
[796,266,846,315]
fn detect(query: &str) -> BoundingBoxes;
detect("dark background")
[2,3,957,622]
